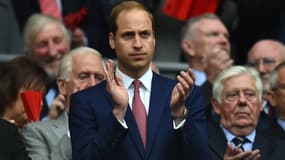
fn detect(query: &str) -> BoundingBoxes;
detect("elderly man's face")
[212,74,263,135]
[31,23,69,78]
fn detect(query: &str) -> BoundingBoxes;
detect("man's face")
[213,74,262,135]
[190,19,230,59]
[64,54,105,100]
[31,23,69,78]
[247,41,283,94]
[109,9,155,78]
[269,67,285,119]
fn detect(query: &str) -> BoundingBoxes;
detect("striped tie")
[232,136,249,151]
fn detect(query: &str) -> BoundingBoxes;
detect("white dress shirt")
[116,67,184,128]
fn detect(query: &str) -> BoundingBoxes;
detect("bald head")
[247,39,285,97]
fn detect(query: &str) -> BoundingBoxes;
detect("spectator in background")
[247,39,285,102]
[0,56,47,129]
[23,14,70,119]
[181,13,233,121]
[247,39,285,130]
[22,47,106,160]
[209,66,285,160]
[0,56,47,160]
[180,13,232,86]
[11,0,115,58]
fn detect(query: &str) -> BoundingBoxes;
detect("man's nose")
[133,35,143,48]
[257,61,266,73]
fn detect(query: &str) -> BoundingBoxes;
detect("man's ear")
[211,99,221,115]
[109,33,115,49]
[267,90,277,108]
[181,39,195,57]
[57,79,66,95]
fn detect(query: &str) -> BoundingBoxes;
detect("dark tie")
[132,80,147,148]
[232,136,248,151]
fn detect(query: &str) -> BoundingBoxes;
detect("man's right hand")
[203,47,233,83]
[47,94,65,120]
[105,60,128,121]
[224,143,261,160]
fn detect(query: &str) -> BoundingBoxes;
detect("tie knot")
[232,136,249,148]
[133,80,141,90]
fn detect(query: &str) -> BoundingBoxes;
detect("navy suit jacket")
[69,73,211,160]
[208,121,285,160]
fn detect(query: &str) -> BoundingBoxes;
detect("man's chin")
[45,68,57,80]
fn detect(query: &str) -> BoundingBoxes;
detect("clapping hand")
[224,143,261,160]
[105,60,128,121]
[170,69,195,123]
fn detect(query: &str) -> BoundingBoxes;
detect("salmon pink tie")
[132,80,147,148]
[39,0,62,20]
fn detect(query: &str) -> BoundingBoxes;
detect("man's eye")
[140,31,151,38]
[53,37,63,44]
[244,92,256,99]
[79,74,89,80]
[226,93,238,101]
[95,75,105,81]
[263,59,275,65]
[37,42,48,48]
[122,32,134,39]
[207,32,218,37]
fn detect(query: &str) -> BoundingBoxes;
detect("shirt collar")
[116,66,153,91]
[221,125,256,143]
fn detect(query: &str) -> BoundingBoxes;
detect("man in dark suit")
[209,66,285,160]
[69,1,210,160]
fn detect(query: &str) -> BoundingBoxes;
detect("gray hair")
[23,14,71,54]
[212,66,263,103]
[181,13,220,41]
[58,47,105,80]
[269,61,285,91]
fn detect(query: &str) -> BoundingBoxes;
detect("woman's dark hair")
[0,56,48,116]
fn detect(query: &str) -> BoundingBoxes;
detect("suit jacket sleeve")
[180,85,212,160]
[69,85,128,160]
[22,123,50,160]
[50,134,72,160]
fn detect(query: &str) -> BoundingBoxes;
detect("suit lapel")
[253,131,275,159]
[125,106,145,157]
[145,75,170,158]
[104,84,145,158]
[208,122,227,159]
[51,113,68,140]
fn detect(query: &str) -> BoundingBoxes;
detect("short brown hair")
[109,0,153,34]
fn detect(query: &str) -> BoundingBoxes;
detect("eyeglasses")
[248,58,276,68]
[224,90,258,102]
